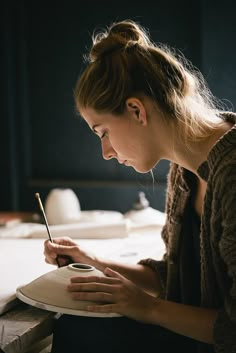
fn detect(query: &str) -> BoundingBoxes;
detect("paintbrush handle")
[35,193,72,268]
[35,193,53,242]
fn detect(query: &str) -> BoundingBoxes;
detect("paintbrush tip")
[35,192,40,198]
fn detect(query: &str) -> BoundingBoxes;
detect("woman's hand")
[44,237,97,268]
[67,267,159,323]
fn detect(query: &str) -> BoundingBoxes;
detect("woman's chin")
[132,165,153,174]
[125,160,155,173]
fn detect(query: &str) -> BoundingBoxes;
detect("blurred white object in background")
[45,188,81,225]
[79,210,123,223]
[0,191,165,239]
[124,192,166,229]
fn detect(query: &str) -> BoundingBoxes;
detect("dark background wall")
[0,0,235,214]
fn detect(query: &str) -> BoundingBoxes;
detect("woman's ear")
[125,97,147,126]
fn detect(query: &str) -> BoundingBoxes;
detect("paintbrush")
[35,192,71,267]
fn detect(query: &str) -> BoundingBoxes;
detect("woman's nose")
[101,139,116,160]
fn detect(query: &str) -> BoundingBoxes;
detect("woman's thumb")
[48,241,73,256]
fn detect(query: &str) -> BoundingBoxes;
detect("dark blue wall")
[0,0,235,213]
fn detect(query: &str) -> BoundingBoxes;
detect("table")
[0,227,165,353]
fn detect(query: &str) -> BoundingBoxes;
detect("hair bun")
[109,21,144,42]
[89,20,150,62]
[90,36,124,62]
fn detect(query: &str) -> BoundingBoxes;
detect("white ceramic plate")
[16,287,121,317]
[16,263,121,318]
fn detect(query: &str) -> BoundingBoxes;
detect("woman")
[44,20,236,353]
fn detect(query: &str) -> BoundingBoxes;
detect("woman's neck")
[166,121,233,176]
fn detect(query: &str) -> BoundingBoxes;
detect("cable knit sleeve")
[212,163,236,352]
[138,225,168,298]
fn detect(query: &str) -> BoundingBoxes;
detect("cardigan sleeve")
[212,164,236,352]
[138,224,168,297]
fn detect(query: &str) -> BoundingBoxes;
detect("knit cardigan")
[139,112,236,353]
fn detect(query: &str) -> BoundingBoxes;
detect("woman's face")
[80,98,168,173]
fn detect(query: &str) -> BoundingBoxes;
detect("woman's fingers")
[68,275,122,303]
[70,290,113,303]
[45,256,58,265]
[68,282,117,293]
[68,274,126,305]
[43,238,80,264]
[47,237,77,246]
[70,275,120,285]
[104,267,127,281]
[68,282,115,302]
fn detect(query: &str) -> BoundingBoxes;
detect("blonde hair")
[74,19,224,143]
